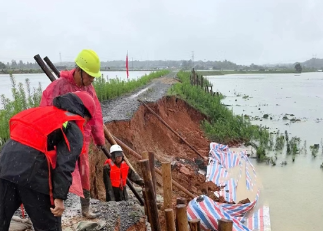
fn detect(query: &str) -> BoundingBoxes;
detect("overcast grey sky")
[0,0,322,65]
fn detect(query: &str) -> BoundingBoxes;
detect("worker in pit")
[103,145,144,201]
[0,91,95,231]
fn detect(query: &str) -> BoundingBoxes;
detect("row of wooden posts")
[139,152,233,231]
[190,68,219,97]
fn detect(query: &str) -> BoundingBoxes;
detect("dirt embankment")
[89,95,215,230]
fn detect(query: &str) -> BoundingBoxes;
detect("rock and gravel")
[61,189,146,231]
[101,72,178,123]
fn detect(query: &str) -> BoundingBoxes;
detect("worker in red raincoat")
[0,91,96,231]
[40,49,105,218]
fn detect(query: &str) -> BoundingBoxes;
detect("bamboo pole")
[138,100,205,159]
[139,159,161,231]
[218,219,233,231]
[149,152,157,196]
[188,219,201,231]
[113,135,196,198]
[162,162,172,209]
[142,188,151,223]
[165,209,176,231]
[175,204,189,231]
[33,55,56,82]
[44,56,60,77]
[142,151,156,198]
[103,127,117,145]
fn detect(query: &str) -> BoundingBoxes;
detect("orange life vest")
[9,106,86,204]
[105,159,129,188]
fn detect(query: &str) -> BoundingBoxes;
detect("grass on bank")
[169,71,270,160]
[0,74,43,147]
[93,70,170,101]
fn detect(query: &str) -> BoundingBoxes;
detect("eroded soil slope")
[90,96,211,202]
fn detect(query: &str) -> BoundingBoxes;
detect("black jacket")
[103,159,144,202]
[0,93,87,200]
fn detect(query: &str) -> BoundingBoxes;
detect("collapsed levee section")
[90,96,211,200]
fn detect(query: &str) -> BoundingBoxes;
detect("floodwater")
[207,73,323,231]
[0,70,151,103]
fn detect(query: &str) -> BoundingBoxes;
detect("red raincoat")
[40,69,105,197]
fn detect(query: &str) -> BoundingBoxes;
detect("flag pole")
[126,51,129,79]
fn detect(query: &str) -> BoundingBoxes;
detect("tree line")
[0,58,307,72]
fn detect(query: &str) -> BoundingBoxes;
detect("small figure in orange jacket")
[0,92,95,231]
[40,49,104,218]
[103,145,144,202]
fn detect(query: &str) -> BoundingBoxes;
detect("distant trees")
[0,60,40,70]
[181,60,193,69]
[0,62,6,69]
[294,63,302,73]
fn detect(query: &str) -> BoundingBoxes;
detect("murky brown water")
[208,73,323,231]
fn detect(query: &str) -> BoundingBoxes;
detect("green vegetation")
[287,136,301,156]
[242,94,250,99]
[294,63,302,73]
[274,131,285,152]
[168,71,270,160]
[0,74,43,147]
[93,70,169,101]
[0,69,44,74]
[310,144,319,158]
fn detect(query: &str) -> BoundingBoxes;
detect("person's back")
[0,92,95,231]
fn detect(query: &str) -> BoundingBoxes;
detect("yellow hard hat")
[75,49,101,78]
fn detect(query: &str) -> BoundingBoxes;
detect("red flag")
[126,52,129,79]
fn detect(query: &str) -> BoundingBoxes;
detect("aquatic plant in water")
[310,144,319,158]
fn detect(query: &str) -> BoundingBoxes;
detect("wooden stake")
[188,219,201,231]
[218,219,233,231]
[142,188,151,223]
[175,204,189,231]
[162,162,172,209]
[142,151,149,159]
[165,209,176,231]
[149,152,157,196]
[139,159,161,231]
[176,197,187,205]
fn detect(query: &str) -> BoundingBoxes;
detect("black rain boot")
[80,190,101,219]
